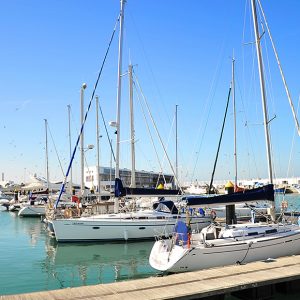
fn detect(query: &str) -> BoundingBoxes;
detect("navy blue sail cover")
[114,178,181,197]
[152,200,179,215]
[183,184,274,207]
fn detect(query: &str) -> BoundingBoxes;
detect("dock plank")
[1,254,300,300]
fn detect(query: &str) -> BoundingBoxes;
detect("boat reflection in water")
[43,238,157,288]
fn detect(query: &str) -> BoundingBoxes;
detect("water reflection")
[42,236,157,288]
[0,211,158,295]
[2,193,299,295]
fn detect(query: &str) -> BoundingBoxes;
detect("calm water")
[0,210,158,295]
[0,194,299,296]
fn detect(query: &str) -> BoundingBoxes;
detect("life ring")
[211,209,217,220]
[64,208,72,218]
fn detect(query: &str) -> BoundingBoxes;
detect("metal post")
[44,119,50,193]
[251,0,273,185]
[67,105,73,195]
[232,56,237,190]
[80,83,87,197]
[96,96,101,200]
[115,0,126,180]
[251,0,275,221]
[129,64,136,188]
[175,104,178,189]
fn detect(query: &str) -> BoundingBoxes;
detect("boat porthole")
[92,226,100,229]
[139,227,146,230]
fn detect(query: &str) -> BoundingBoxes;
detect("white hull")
[149,223,300,273]
[51,212,211,242]
[18,205,46,217]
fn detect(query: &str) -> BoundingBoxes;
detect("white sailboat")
[149,0,300,273]
[50,0,211,242]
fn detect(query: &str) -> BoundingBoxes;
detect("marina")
[0,194,300,297]
[1,0,300,299]
[1,236,300,299]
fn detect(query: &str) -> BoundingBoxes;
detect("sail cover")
[114,178,181,197]
[183,184,274,207]
[152,200,179,215]
[174,220,189,246]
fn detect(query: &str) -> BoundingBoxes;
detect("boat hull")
[150,226,300,273]
[18,205,46,217]
[51,215,210,242]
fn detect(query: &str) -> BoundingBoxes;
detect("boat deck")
[1,254,300,299]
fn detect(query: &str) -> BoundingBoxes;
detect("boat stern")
[149,239,188,272]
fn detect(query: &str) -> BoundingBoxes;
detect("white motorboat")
[184,183,208,195]
[18,196,48,217]
[51,200,211,242]
[0,191,13,209]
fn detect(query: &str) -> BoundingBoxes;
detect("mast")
[251,0,273,185]
[115,0,126,180]
[96,96,101,199]
[251,0,275,221]
[67,105,73,195]
[114,0,125,213]
[175,104,178,189]
[44,119,50,193]
[232,56,237,190]
[80,83,87,197]
[129,64,136,188]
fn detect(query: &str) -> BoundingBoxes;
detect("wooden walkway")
[2,254,300,300]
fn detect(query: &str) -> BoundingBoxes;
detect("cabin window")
[92,227,100,229]
[205,232,215,240]
[265,229,277,234]
[248,232,258,236]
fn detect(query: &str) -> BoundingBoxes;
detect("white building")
[84,166,174,192]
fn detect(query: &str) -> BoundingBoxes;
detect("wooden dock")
[2,254,300,300]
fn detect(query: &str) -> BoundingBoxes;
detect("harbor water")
[0,210,158,296]
[0,193,299,296]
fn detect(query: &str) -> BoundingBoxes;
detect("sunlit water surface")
[0,193,299,296]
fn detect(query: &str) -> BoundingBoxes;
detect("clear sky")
[1,0,300,185]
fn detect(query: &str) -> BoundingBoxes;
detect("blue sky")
[1,0,300,185]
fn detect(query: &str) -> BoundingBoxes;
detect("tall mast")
[80,83,87,196]
[44,119,50,193]
[251,0,273,184]
[115,0,126,179]
[129,64,136,187]
[232,56,237,190]
[67,105,73,195]
[175,104,178,189]
[96,96,101,199]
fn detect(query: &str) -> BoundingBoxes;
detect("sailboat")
[18,120,51,217]
[149,0,300,273]
[50,0,211,242]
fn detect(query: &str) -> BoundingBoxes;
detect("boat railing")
[45,201,115,220]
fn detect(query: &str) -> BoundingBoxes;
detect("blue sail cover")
[183,184,274,207]
[174,220,189,246]
[152,200,179,215]
[114,178,181,197]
